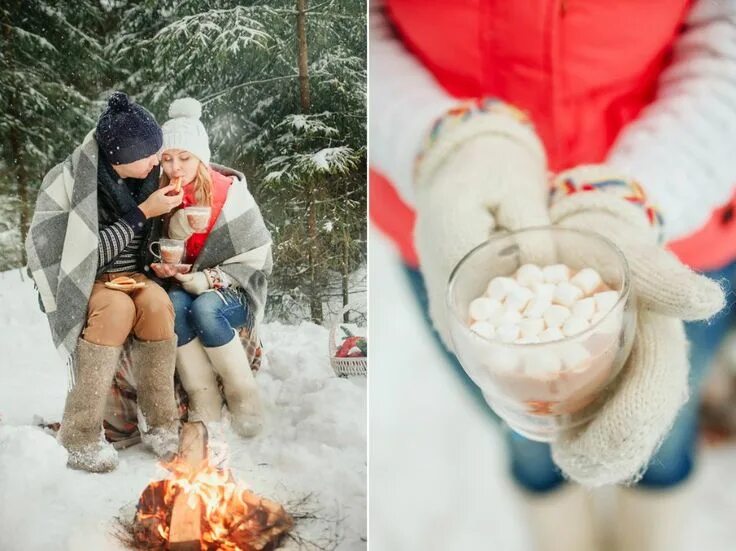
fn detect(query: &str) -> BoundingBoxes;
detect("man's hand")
[140,185,183,218]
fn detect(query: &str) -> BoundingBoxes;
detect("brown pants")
[83,272,175,346]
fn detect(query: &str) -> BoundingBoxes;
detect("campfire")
[131,422,293,550]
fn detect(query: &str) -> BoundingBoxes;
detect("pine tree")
[0,1,107,265]
[112,0,367,323]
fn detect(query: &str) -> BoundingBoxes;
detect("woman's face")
[161,149,200,183]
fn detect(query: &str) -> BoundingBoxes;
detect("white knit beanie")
[161,97,211,165]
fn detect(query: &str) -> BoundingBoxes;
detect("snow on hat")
[161,98,211,165]
[96,91,163,165]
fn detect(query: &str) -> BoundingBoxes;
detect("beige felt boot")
[204,334,263,437]
[58,339,121,473]
[132,336,180,457]
[615,484,693,551]
[176,338,223,422]
[522,483,601,551]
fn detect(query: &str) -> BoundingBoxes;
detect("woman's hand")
[150,263,179,279]
[175,272,211,295]
[168,208,195,241]
[139,185,183,218]
[414,101,550,349]
[547,165,726,487]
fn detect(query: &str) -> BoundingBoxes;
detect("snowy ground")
[0,269,366,550]
[369,228,736,551]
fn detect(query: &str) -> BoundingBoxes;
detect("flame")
[134,453,288,550]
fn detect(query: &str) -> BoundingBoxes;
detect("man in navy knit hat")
[25,91,184,472]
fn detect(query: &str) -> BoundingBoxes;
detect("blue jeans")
[169,287,251,348]
[404,262,736,492]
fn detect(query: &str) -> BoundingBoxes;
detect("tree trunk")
[2,23,30,266]
[342,175,351,321]
[10,125,31,265]
[296,0,311,112]
[306,183,323,324]
[296,0,323,323]
[342,226,350,322]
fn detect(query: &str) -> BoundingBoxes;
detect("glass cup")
[149,238,185,265]
[185,206,212,233]
[446,226,636,442]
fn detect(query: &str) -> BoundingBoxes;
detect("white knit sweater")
[369,0,736,242]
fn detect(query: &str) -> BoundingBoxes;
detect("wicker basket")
[329,304,367,377]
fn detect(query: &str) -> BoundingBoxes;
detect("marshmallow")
[517,336,541,344]
[594,290,620,314]
[497,323,521,343]
[470,321,495,339]
[469,297,504,322]
[499,309,523,325]
[486,276,518,301]
[519,318,546,339]
[570,268,603,295]
[592,309,623,335]
[531,283,557,303]
[523,297,552,319]
[543,264,571,284]
[553,282,584,307]
[539,326,565,342]
[543,304,571,328]
[558,343,592,372]
[516,263,544,287]
[523,350,562,378]
[572,297,596,320]
[504,286,535,312]
[562,315,590,337]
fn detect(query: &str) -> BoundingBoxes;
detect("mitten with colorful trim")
[414,99,551,349]
[548,164,725,486]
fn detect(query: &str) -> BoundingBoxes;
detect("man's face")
[112,153,160,179]
[161,149,200,184]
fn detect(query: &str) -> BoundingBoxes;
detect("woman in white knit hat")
[150,97,273,438]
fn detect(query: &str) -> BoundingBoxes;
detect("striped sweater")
[97,207,147,273]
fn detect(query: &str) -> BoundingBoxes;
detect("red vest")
[182,167,231,263]
[372,0,736,271]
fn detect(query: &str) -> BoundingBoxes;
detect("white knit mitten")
[415,99,550,348]
[548,164,726,487]
[168,208,195,241]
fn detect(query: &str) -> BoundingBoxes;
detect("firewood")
[169,422,208,549]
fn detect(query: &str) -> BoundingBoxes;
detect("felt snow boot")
[204,334,263,437]
[132,336,180,457]
[176,338,223,422]
[615,483,692,551]
[58,339,121,473]
[521,483,601,551]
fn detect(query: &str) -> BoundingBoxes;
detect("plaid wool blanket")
[25,130,103,368]
[193,163,273,326]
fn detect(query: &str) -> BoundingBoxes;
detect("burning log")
[169,422,207,550]
[132,422,293,550]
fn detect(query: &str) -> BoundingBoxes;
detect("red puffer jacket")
[371,0,736,271]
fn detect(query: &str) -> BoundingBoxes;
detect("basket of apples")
[329,305,367,377]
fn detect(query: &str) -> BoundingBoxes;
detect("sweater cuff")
[414,98,546,189]
[122,207,147,234]
[549,164,664,243]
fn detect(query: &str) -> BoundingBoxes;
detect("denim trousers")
[169,286,251,348]
[404,261,736,492]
